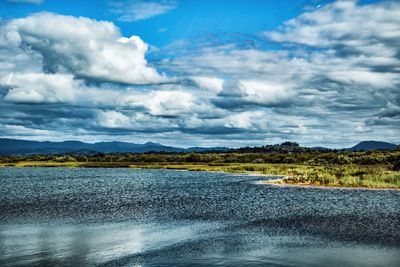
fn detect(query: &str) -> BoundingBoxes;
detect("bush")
[393,160,400,171]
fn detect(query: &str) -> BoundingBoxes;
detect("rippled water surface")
[0,168,399,266]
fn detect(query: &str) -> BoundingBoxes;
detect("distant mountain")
[348,141,398,151]
[0,139,228,155]
[1,138,397,155]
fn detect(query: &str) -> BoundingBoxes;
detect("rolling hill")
[0,139,228,155]
[348,141,398,151]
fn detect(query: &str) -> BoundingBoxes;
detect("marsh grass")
[127,162,400,189]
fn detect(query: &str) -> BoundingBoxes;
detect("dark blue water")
[0,168,399,266]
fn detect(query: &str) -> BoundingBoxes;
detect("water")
[0,168,399,266]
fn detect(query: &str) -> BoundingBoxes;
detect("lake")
[0,168,399,266]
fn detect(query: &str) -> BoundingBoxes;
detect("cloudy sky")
[0,0,399,148]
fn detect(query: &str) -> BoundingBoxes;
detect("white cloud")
[96,109,179,131]
[156,1,400,144]
[265,0,400,56]
[212,79,294,109]
[240,80,294,106]
[4,12,168,84]
[110,0,177,22]
[96,110,131,128]
[123,90,198,116]
[326,69,398,88]
[165,49,290,78]
[1,124,51,136]
[190,76,224,93]
[3,73,78,103]
[145,91,194,115]
[0,2,399,147]
[224,111,267,130]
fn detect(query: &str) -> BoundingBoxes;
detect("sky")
[0,0,399,148]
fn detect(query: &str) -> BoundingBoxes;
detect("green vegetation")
[1,149,399,189]
[129,162,399,189]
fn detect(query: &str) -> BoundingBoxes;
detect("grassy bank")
[1,161,399,189]
[129,162,400,189]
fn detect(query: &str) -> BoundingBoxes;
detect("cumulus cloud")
[2,73,78,103]
[211,80,293,109]
[95,109,180,132]
[157,1,400,145]
[263,0,400,130]
[96,110,132,129]
[266,0,400,56]
[110,0,177,22]
[190,76,224,93]
[3,12,167,84]
[164,48,290,78]
[0,1,399,147]
[122,90,193,116]
[224,111,268,130]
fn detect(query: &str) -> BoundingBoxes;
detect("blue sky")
[0,0,379,46]
[1,1,300,40]
[0,0,399,147]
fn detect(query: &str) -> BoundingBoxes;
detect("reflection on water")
[1,222,399,266]
[0,168,399,266]
[0,222,220,266]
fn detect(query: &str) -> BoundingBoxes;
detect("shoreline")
[1,163,399,190]
[94,165,400,190]
[263,178,400,191]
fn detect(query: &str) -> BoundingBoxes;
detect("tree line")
[1,149,399,170]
